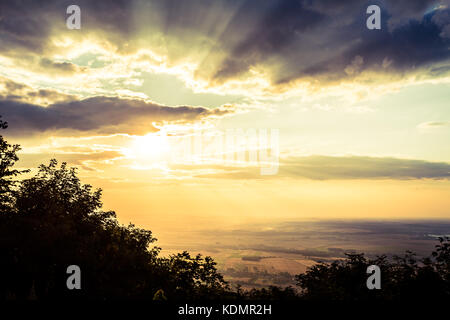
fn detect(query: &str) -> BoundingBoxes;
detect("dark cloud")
[261,1,450,84]
[0,0,135,54]
[193,155,450,180]
[0,77,76,105]
[0,0,54,54]
[205,0,450,84]
[1,0,449,86]
[0,96,235,136]
[213,1,327,79]
[39,58,86,74]
[281,155,450,180]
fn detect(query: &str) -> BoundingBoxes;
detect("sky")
[0,0,449,246]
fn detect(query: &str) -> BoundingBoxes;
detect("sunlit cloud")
[1,0,449,105]
[190,155,450,181]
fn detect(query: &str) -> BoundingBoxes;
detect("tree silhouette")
[295,238,450,301]
[0,116,28,213]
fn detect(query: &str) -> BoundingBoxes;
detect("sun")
[125,133,170,161]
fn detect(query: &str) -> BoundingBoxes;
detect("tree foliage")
[0,116,28,212]
[295,238,450,301]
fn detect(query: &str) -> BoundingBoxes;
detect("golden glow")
[125,133,170,163]
[2,2,450,242]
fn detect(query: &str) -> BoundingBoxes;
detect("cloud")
[0,1,54,54]
[1,0,449,93]
[0,0,136,55]
[18,150,124,171]
[274,3,450,85]
[0,95,235,136]
[205,0,450,86]
[417,121,450,129]
[281,155,450,180]
[0,77,76,105]
[192,155,450,180]
[212,0,327,80]
[39,58,87,75]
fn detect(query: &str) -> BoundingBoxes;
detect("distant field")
[160,219,450,288]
